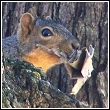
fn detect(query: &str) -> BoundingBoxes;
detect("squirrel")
[2,13,94,94]
[16,13,80,73]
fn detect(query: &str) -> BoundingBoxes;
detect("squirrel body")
[22,47,60,72]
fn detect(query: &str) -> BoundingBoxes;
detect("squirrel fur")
[2,13,94,95]
[3,13,80,73]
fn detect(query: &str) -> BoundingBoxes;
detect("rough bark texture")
[2,58,77,108]
[2,2,108,108]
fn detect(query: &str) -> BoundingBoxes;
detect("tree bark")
[2,2,108,108]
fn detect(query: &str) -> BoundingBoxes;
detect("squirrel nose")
[71,39,80,50]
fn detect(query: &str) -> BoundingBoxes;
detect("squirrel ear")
[20,13,34,34]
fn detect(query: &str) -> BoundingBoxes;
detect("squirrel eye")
[42,28,53,37]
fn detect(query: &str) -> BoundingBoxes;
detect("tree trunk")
[2,2,108,108]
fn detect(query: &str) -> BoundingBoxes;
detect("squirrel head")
[17,13,80,70]
[18,13,79,59]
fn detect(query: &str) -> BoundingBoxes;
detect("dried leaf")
[66,45,94,95]
[81,45,94,78]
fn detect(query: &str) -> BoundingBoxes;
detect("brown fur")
[17,13,79,72]
[22,48,60,72]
